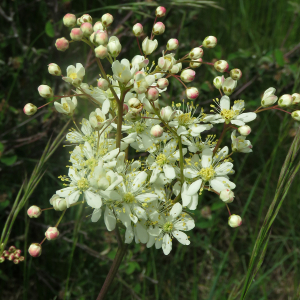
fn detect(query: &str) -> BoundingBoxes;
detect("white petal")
[104,206,116,231]
[220,96,230,110]
[201,148,213,167]
[169,203,182,219]
[85,190,102,209]
[187,179,202,196]
[236,112,257,123]
[135,193,158,202]
[135,223,148,244]
[147,235,156,248]
[131,171,147,192]
[102,99,110,115]
[163,164,176,179]
[68,190,80,204]
[91,208,102,222]
[125,225,134,244]
[183,168,198,179]
[215,162,233,175]
[134,205,147,220]
[173,230,190,245]
[162,234,172,255]
[103,148,119,161]
[187,194,198,210]
[231,119,245,126]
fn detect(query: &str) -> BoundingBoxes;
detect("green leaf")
[211,201,226,211]
[133,283,141,293]
[196,219,213,229]
[126,261,137,275]
[0,142,4,154]
[0,200,9,211]
[45,21,55,38]
[1,155,17,166]
[274,49,284,67]
[200,82,210,92]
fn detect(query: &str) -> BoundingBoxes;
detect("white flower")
[158,53,176,71]
[89,104,110,130]
[134,72,155,94]
[231,130,253,153]
[181,134,216,153]
[261,87,278,107]
[204,96,257,126]
[62,63,85,87]
[107,36,122,57]
[142,37,158,55]
[112,59,138,84]
[66,118,95,144]
[132,55,149,70]
[184,147,235,195]
[54,96,77,115]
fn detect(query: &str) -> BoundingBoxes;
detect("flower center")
[96,115,105,123]
[176,113,194,126]
[62,103,69,111]
[85,158,97,171]
[220,109,237,123]
[69,72,78,80]
[163,222,174,233]
[156,154,168,166]
[199,166,215,181]
[123,192,136,204]
[97,142,109,156]
[135,122,146,134]
[77,178,89,191]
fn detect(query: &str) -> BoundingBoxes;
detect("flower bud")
[238,125,251,136]
[95,45,108,59]
[14,253,20,259]
[203,36,217,48]
[180,69,196,83]
[80,22,93,37]
[13,259,20,264]
[189,47,203,59]
[8,246,16,253]
[214,60,229,72]
[8,253,15,261]
[81,14,92,24]
[19,256,25,262]
[213,76,224,89]
[146,88,159,100]
[125,111,141,122]
[189,58,202,69]
[142,37,158,55]
[123,104,129,114]
[128,98,143,113]
[94,30,108,45]
[153,22,165,35]
[292,93,300,105]
[222,77,237,96]
[230,68,242,80]
[107,36,122,57]
[45,227,60,240]
[158,54,175,71]
[157,78,169,89]
[186,87,199,100]
[261,87,278,107]
[48,63,61,76]
[133,23,143,37]
[15,249,22,255]
[228,214,242,228]
[70,28,83,41]
[160,106,176,121]
[278,94,293,107]
[27,205,42,218]
[170,62,182,74]
[3,250,9,257]
[167,38,179,51]
[0,256,5,263]
[220,189,234,203]
[156,6,166,17]
[93,21,104,32]
[38,85,53,98]
[28,243,42,257]
[150,125,164,137]
[97,78,109,91]
[292,111,300,121]
[55,37,69,52]
[23,103,37,116]
[53,198,68,211]
[102,13,113,27]
[63,14,76,28]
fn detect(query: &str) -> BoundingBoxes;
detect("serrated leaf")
[1,155,17,166]
[274,49,284,67]
[45,21,55,38]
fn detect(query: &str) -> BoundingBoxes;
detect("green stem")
[178,137,184,184]
[96,243,128,300]
[116,91,125,149]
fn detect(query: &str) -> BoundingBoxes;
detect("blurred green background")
[1,0,300,299]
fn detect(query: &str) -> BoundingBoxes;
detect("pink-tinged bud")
[3,250,9,257]
[8,246,16,253]
[160,106,176,122]
[123,104,129,114]
[19,256,25,262]
[157,78,169,89]
[55,37,69,52]
[27,205,42,218]
[292,111,300,121]
[292,93,300,105]
[13,259,20,264]
[14,253,20,259]
[278,94,293,107]
[80,22,93,37]
[94,30,108,45]
[222,77,237,96]
[8,253,15,261]
[97,78,109,91]
[146,88,159,100]
[238,125,251,136]
[23,103,37,116]
[180,69,196,83]
[228,214,242,228]
[213,76,224,89]
[214,60,229,73]
[95,45,108,59]
[167,38,178,51]
[203,36,217,48]
[48,63,61,76]
[38,85,53,98]
[81,14,92,24]
[133,23,143,37]
[220,189,234,203]
[63,13,76,28]
[15,249,22,255]
[70,28,83,41]
[189,47,203,59]
[186,87,199,100]
[156,6,166,17]
[190,58,202,69]
[93,21,104,32]
[28,243,42,257]
[45,227,60,240]
[102,13,114,27]
[230,68,242,80]
[0,256,5,263]
[152,22,165,35]
[150,124,164,137]
[128,98,143,113]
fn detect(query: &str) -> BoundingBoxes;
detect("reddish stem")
[136,37,143,56]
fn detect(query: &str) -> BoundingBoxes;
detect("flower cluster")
[0,245,24,264]
[24,7,300,256]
